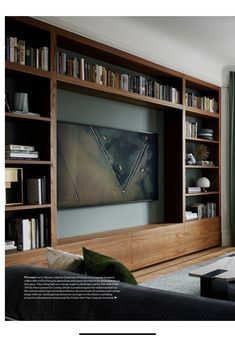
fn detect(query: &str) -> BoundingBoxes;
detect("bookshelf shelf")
[5,61,51,78]
[5,112,51,122]
[185,165,219,169]
[57,75,183,111]
[5,204,51,212]
[185,137,219,144]
[186,106,219,119]
[185,191,219,197]
[5,160,52,165]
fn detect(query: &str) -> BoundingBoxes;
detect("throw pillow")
[47,247,84,273]
[83,247,137,285]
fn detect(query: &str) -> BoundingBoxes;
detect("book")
[5,151,39,159]
[5,246,17,254]
[5,240,15,246]
[5,144,35,151]
[39,213,45,247]
[27,177,45,204]
[187,187,201,193]
[30,218,37,249]
[18,40,25,65]
[22,219,31,250]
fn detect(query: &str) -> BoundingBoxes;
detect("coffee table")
[189,254,235,300]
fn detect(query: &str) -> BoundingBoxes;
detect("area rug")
[140,252,235,296]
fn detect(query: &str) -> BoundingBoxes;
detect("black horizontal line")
[79,332,156,336]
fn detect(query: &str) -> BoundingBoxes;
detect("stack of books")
[5,240,17,254]
[5,144,39,160]
[185,211,198,221]
[186,186,201,194]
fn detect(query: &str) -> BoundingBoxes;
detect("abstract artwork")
[57,121,158,208]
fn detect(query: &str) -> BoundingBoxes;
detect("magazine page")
[1,2,235,336]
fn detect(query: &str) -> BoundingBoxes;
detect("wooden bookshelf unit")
[5,17,221,269]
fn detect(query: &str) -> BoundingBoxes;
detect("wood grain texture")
[134,247,234,283]
[57,75,183,110]
[184,217,221,254]
[57,232,132,269]
[5,248,48,267]
[132,223,185,270]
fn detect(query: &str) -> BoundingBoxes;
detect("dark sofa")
[5,265,235,320]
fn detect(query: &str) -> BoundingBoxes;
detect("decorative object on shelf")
[194,144,210,165]
[13,93,40,117]
[186,153,196,165]
[5,167,23,205]
[196,177,210,192]
[197,128,214,140]
[14,92,29,113]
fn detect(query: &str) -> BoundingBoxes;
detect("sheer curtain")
[229,71,235,245]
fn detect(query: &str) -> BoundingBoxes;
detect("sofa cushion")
[47,247,84,273]
[83,247,137,285]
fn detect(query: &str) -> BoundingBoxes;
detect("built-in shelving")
[5,16,221,269]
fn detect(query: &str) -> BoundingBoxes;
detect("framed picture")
[57,122,158,208]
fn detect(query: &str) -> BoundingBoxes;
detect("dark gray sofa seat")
[5,265,235,321]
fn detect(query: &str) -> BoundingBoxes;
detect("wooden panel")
[132,223,185,270]
[184,217,221,254]
[5,248,48,267]
[57,75,183,111]
[57,232,132,270]
[164,110,183,223]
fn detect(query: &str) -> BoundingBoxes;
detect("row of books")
[5,34,49,71]
[186,93,218,113]
[185,121,198,138]
[186,202,217,221]
[56,52,181,103]
[6,214,49,251]
[5,144,39,160]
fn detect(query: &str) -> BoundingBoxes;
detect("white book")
[5,151,39,159]
[81,58,85,80]
[5,144,35,151]
[22,219,31,250]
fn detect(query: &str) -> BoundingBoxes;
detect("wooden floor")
[133,246,235,283]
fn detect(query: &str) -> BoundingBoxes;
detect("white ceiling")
[36,16,235,85]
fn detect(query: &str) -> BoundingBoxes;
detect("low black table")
[189,254,235,301]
